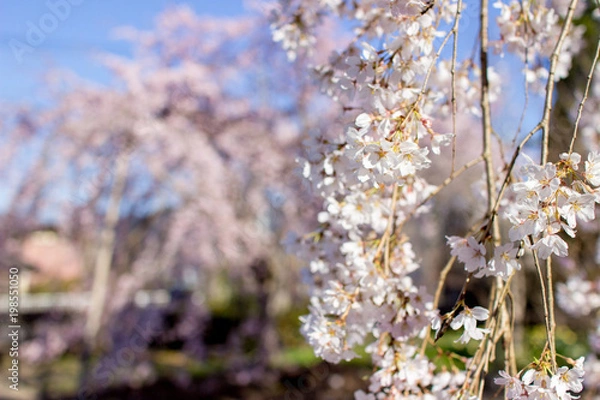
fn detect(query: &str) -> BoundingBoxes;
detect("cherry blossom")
[449,306,490,344]
[494,370,526,398]
[447,235,487,274]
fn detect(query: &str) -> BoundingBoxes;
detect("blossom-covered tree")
[0,4,345,394]
[273,0,600,398]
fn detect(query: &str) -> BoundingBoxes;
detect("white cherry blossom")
[488,242,521,280]
[450,306,490,344]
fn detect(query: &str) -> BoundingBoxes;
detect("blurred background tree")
[0,5,354,398]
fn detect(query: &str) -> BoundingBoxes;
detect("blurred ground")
[0,358,370,400]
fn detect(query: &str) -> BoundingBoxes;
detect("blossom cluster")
[580,63,600,153]
[558,275,600,394]
[557,274,600,317]
[495,358,585,399]
[280,2,484,396]
[506,152,600,259]
[446,151,600,279]
[493,0,585,90]
[447,235,522,280]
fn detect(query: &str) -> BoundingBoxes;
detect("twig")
[450,0,464,174]
[568,31,600,154]
[530,239,557,371]
[540,0,580,163]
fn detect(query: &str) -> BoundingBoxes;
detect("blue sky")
[0,0,247,103]
[0,1,542,141]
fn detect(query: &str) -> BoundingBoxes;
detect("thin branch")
[400,155,484,228]
[511,52,531,149]
[530,241,557,371]
[401,1,465,130]
[480,0,496,218]
[374,184,400,275]
[546,257,557,372]
[450,0,464,174]
[540,0,580,164]
[481,121,543,240]
[568,32,600,154]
